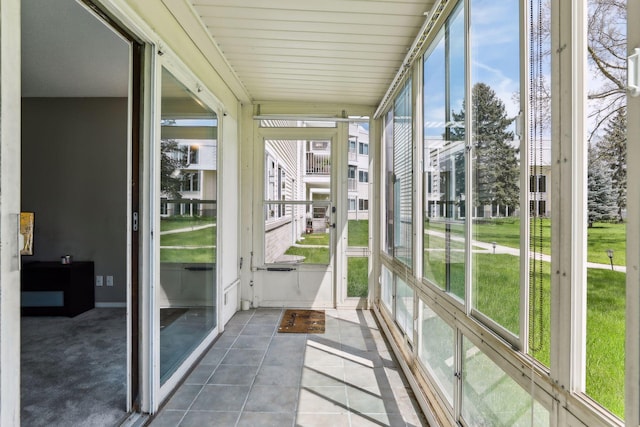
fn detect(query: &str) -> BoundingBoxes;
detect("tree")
[587,149,617,227]
[595,107,626,221]
[532,0,626,140]
[586,0,627,140]
[161,139,187,200]
[451,83,519,216]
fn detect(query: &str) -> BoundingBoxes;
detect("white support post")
[0,0,22,424]
[626,1,640,425]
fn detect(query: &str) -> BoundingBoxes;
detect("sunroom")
[1,0,639,426]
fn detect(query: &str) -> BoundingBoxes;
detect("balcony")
[306,152,330,175]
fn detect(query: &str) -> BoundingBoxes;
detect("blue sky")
[423,0,521,138]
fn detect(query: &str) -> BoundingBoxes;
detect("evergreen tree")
[587,150,617,227]
[450,82,519,216]
[596,108,626,221]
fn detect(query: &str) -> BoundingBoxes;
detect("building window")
[180,172,199,192]
[349,138,357,153]
[530,174,547,193]
[359,142,369,155]
[348,165,357,179]
[348,198,357,211]
[359,199,368,210]
[358,170,368,183]
[188,145,199,164]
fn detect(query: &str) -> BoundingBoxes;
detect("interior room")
[20,0,130,425]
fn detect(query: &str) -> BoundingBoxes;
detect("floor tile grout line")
[234,307,283,427]
[291,328,309,427]
[176,309,257,427]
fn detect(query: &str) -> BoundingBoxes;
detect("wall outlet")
[96,275,103,287]
[106,275,114,287]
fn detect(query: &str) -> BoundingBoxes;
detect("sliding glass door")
[158,68,218,385]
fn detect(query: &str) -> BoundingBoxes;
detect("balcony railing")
[348,178,357,191]
[306,152,331,175]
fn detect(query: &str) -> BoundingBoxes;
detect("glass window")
[462,336,550,426]
[264,139,331,265]
[585,0,627,417]
[393,80,413,267]
[396,276,414,341]
[358,170,368,183]
[188,145,199,164]
[359,142,369,155]
[348,198,357,211]
[158,68,217,384]
[418,301,455,405]
[470,0,521,336]
[358,199,368,211]
[383,110,395,255]
[527,0,552,368]
[348,165,357,179]
[423,2,465,300]
[381,265,393,312]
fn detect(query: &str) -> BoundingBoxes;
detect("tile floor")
[149,308,428,427]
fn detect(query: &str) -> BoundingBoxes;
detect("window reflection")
[423,2,465,300]
[159,68,218,384]
[470,0,521,336]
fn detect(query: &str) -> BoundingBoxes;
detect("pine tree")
[596,108,626,221]
[451,82,519,216]
[587,150,617,227]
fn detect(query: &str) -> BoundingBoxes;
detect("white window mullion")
[550,0,588,394]
[518,0,531,354]
[626,1,640,423]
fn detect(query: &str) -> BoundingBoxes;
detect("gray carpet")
[21,308,127,427]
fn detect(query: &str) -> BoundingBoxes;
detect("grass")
[347,257,368,297]
[586,268,625,417]
[283,246,330,264]
[161,227,216,247]
[460,249,624,418]
[160,215,215,232]
[160,217,216,263]
[161,248,215,263]
[296,232,329,246]
[470,218,626,266]
[348,220,369,247]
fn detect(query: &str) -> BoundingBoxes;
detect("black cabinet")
[21,261,95,317]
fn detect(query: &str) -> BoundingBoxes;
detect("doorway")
[252,122,339,308]
[20,0,139,424]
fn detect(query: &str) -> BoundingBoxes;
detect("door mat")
[278,309,325,334]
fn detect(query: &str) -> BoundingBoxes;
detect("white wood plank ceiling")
[189,0,436,106]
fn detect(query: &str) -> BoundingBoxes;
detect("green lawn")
[161,227,216,247]
[160,216,216,263]
[465,250,624,418]
[471,218,626,266]
[348,257,368,297]
[160,215,216,232]
[296,232,330,246]
[348,220,369,247]
[283,246,330,264]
